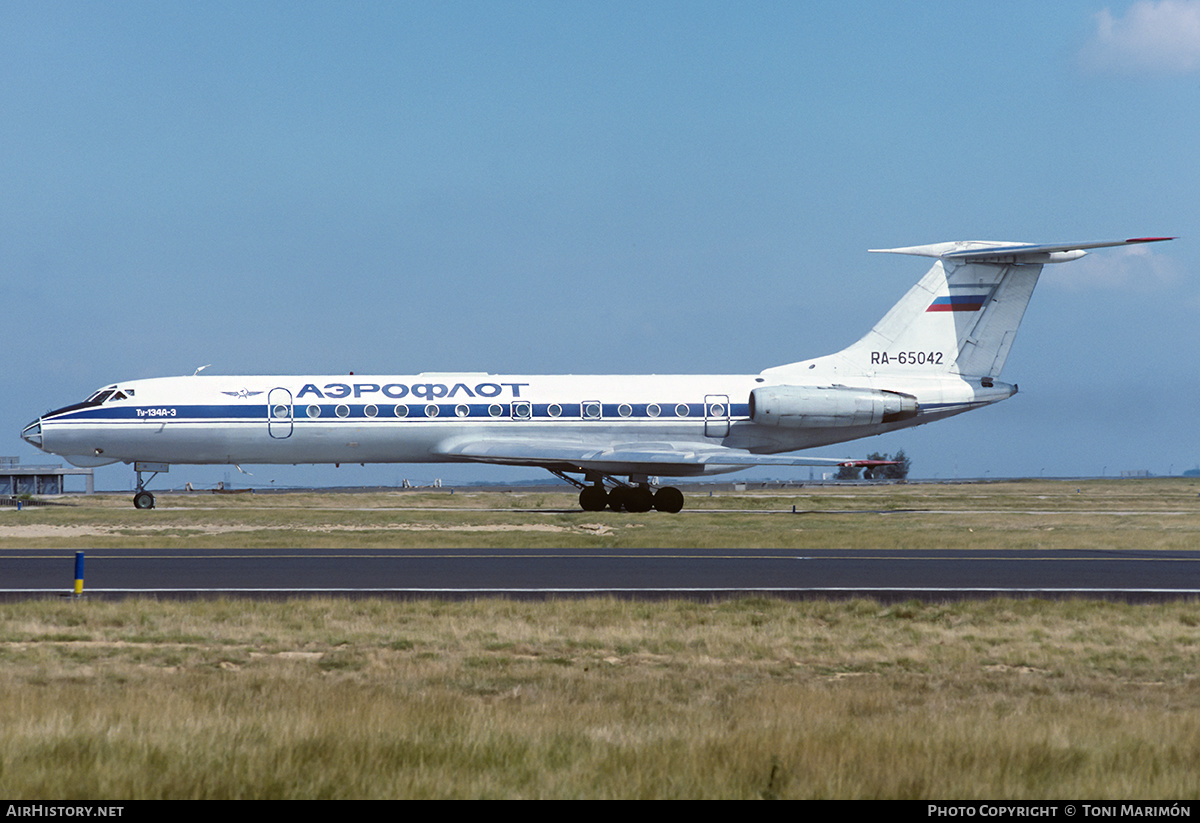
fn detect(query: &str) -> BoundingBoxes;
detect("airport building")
[1,456,94,496]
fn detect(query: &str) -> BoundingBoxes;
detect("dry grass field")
[2,477,1200,549]
[1,596,1198,799]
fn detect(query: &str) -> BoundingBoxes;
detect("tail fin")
[844,244,1043,379]
[766,237,1172,381]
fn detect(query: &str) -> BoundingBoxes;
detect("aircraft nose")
[21,418,43,449]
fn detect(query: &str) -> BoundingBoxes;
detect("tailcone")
[984,379,1017,399]
[969,379,1018,406]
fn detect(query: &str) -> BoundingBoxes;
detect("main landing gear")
[551,471,686,513]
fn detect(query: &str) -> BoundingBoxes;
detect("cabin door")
[267,387,294,439]
[704,394,730,437]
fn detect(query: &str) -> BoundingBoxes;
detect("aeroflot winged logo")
[221,389,264,399]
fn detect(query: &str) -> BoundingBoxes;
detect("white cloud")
[1081,1,1200,74]
[1050,243,1181,292]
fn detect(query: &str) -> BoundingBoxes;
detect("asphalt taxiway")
[3,547,1198,601]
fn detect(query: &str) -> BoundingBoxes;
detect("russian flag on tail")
[926,294,989,312]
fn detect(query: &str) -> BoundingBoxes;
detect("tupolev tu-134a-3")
[22,236,1173,511]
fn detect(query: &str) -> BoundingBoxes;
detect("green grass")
[0,596,1197,799]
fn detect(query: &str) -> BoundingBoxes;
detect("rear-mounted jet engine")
[749,386,918,428]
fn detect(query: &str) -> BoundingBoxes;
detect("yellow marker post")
[74,551,84,597]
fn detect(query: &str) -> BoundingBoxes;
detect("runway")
[3,547,1198,601]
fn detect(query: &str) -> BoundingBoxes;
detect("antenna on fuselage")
[193,364,212,376]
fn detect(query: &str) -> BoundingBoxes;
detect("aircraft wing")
[432,439,889,475]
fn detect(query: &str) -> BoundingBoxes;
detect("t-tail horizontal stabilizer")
[869,236,1175,264]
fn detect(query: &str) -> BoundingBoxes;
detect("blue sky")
[5,1,1198,490]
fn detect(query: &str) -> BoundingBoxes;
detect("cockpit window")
[110,391,128,401]
[87,390,114,404]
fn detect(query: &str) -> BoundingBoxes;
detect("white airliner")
[22,236,1172,511]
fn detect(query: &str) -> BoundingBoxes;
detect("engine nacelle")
[749,385,919,428]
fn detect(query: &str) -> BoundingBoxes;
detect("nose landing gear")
[130,462,167,509]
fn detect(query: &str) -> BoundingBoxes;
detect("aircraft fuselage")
[23,371,1005,474]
